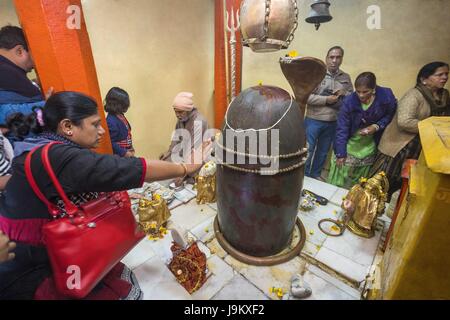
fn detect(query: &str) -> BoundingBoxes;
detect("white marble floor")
[124,177,385,300]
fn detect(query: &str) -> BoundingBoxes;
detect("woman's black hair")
[104,87,130,114]
[416,61,449,85]
[355,72,377,89]
[5,92,98,139]
[44,91,99,132]
[6,110,43,140]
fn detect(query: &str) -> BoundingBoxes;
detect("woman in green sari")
[328,72,397,188]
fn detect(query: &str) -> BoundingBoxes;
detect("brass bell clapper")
[305,0,333,30]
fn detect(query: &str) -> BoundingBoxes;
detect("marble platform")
[123,177,386,300]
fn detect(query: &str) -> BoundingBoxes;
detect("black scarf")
[416,83,450,116]
[0,55,42,98]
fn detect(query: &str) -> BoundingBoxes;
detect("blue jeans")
[304,118,337,178]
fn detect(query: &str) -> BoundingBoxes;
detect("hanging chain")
[286,0,299,46]
[262,0,271,41]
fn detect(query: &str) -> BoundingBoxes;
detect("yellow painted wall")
[1,0,449,158]
[0,0,215,158]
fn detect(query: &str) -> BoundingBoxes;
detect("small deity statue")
[194,161,216,205]
[342,171,389,238]
[168,241,208,294]
[137,194,171,236]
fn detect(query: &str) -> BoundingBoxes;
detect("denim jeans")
[304,117,337,178]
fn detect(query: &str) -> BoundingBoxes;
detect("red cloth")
[0,215,48,246]
[34,262,136,300]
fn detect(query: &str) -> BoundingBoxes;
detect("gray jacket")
[306,69,353,122]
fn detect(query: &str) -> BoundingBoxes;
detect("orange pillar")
[215,0,243,129]
[215,0,228,129]
[14,0,112,154]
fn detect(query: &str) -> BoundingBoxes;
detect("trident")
[225,7,240,101]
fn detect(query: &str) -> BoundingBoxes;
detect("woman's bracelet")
[372,124,380,131]
[179,163,188,179]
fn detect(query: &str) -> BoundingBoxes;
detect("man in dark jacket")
[0,25,45,127]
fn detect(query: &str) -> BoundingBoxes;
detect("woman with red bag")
[0,91,211,300]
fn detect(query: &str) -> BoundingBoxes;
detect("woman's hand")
[45,87,54,100]
[0,231,16,263]
[173,177,185,187]
[359,125,378,136]
[144,140,213,183]
[336,157,346,167]
[185,139,213,175]
[124,150,135,158]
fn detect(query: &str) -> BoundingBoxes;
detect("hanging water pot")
[239,0,299,53]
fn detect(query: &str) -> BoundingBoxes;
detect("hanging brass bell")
[240,0,299,52]
[305,0,333,30]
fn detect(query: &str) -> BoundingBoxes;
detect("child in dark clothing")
[104,87,135,157]
[0,231,15,263]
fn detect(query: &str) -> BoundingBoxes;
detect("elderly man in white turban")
[160,92,209,185]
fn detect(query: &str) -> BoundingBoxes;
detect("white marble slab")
[207,202,218,211]
[329,187,349,206]
[299,270,356,300]
[303,176,339,201]
[170,201,217,231]
[224,254,251,273]
[212,274,269,300]
[298,201,343,222]
[298,214,328,247]
[232,257,307,300]
[321,228,382,267]
[121,238,156,270]
[207,238,229,260]
[146,230,180,264]
[133,256,192,300]
[189,215,216,244]
[192,255,235,300]
[307,264,361,299]
[315,247,369,283]
[302,240,321,258]
[197,240,212,259]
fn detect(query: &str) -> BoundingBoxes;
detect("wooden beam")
[14,0,112,154]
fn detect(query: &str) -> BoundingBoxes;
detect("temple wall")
[243,0,450,101]
[1,0,449,157]
[1,0,215,158]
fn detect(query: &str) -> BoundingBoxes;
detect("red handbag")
[25,142,145,299]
